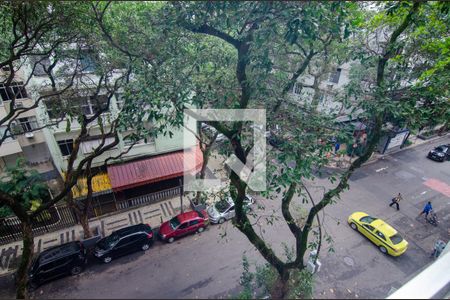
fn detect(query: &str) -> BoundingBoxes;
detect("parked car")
[427,144,450,162]
[28,241,87,289]
[94,224,153,264]
[207,195,255,224]
[158,210,209,243]
[348,212,408,256]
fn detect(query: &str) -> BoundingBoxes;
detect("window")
[12,117,37,134]
[189,220,199,226]
[80,51,96,72]
[90,95,109,114]
[293,83,302,95]
[178,222,189,230]
[362,224,375,232]
[0,81,28,101]
[329,68,342,84]
[376,231,386,241]
[117,236,136,246]
[57,139,74,156]
[44,98,65,119]
[390,234,403,245]
[71,95,109,116]
[360,216,377,224]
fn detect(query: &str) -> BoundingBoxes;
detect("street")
[0,137,448,299]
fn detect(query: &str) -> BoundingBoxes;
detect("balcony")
[0,139,22,157]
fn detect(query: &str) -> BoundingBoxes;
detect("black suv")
[94,224,153,264]
[427,144,450,162]
[28,241,87,289]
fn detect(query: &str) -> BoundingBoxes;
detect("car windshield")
[390,234,403,245]
[360,216,377,223]
[169,216,181,229]
[215,200,231,213]
[97,234,119,250]
[435,147,444,152]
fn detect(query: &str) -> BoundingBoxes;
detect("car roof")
[177,211,201,222]
[38,241,81,264]
[113,224,151,237]
[371,219,397,236]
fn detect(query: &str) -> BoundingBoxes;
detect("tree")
[92,1,446,298]
[0,2,136,297]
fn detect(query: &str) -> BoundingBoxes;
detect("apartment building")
[1,51,199,217]
[0,67,56,180]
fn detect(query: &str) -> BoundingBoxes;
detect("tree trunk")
[16,221,34,299]
[270,269,290,299]
[194,150,210,205]
[79,212,92,239]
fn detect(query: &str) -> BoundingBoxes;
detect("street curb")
[325,133,449,171]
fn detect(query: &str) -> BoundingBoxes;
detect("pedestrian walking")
[419,201,433,218]
[389,193,402,211]
[430,240,447,259]
[334,142,340,154]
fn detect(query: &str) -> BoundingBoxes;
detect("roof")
[372,219,397,236]
[107,146,203,191]
[177,211,201,222]
[39,241,80,264]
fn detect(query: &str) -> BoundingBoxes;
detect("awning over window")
[70,172,113,199]
[107,147,203,192]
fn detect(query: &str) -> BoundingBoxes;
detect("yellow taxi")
[348,212,408,256]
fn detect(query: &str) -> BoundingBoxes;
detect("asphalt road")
[1,136,448,299]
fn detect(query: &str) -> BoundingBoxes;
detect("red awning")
[107,147,203,192]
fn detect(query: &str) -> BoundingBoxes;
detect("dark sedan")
[427,144,450,162]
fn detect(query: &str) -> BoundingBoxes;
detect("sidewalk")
[326,133,449,170]
[0,197,190,276]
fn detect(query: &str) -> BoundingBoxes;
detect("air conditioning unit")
[25,132,34,138]
[14,102,24,108]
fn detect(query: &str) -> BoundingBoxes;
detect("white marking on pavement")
[376,167,388,172]
[420,191,427,195]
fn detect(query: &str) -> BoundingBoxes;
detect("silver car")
[207,195,254,224]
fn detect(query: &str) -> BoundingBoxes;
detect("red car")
[158,210,209,243]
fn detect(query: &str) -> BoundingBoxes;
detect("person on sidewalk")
[419,201,433,218]
[430,240,447,258]
[389,193,403,210]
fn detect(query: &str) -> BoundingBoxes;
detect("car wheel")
[70,265,83,276]
[103,256,112,264]
[197,227,205,233]
[379,246,387,254]
[141,243,150,251]
[350,222,358,231]
[218,218,225,224]
[28,280,39,291]
[168,237,175,243]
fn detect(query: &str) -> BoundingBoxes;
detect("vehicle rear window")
[435,147,444,152]
[360,216,377,223]
[390,234,403,245]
